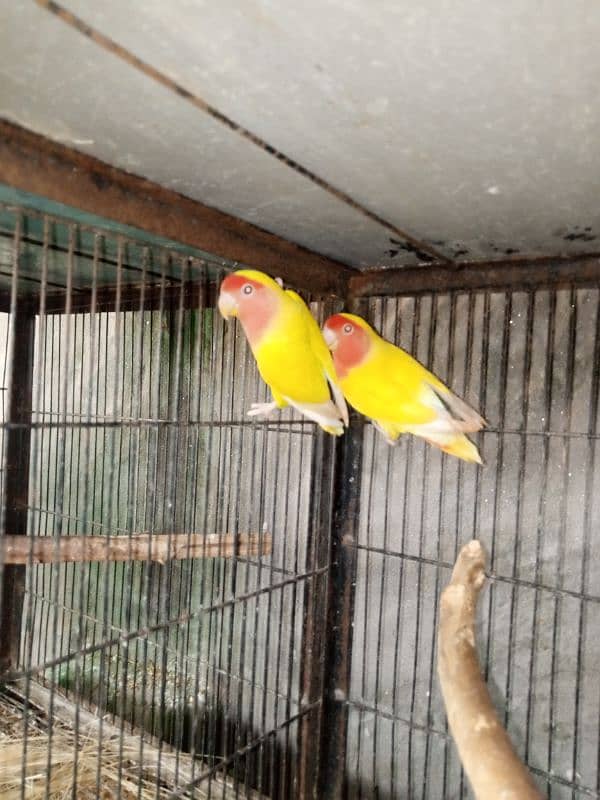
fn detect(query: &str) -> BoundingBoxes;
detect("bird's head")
[217,269,282,344]
[322,313,371,375]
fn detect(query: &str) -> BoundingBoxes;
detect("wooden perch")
[437,540,543,800]
[0,533,271,564]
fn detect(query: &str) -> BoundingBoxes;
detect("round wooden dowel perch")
[437,540,544,800]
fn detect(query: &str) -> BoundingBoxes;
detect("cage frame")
[1,120,599,799]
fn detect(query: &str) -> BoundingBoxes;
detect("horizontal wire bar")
[344,699,598,797]
[167,702,320,798]
[353,544,600,603]
[3,419,317,433]
[5,566,328,681]
[4,420,599,440]
[24,591,305,708]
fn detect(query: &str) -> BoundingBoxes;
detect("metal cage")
[0,202,598,799]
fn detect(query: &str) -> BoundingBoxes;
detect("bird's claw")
[247,401,278,418]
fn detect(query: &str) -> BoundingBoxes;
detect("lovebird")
[322,313,485,462]
[218,269,348,435]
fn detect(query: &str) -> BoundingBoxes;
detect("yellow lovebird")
[218,269,348,435]
[322,313,485,463]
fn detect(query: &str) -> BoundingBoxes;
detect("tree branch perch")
[437,539,543,799]
[0,533,271,564]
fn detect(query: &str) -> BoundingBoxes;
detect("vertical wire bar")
[298,426,337,798]
[173,263,195,779]
[132,250,153,800]
[208,265,235,796]
[256,385,287,797]
[199,266,229,797]
[244,293,272,798]
[524,290,557,798]
[153,254,174,792]
[354,297,379,798]
[287,301,319,797]
[219,268,243,797]
[94,236,123,796]
[189,268,222,795]
[161,258,188,783]
[268,402,291,797]
[407,293,435,797]
[548,288,578,787]
[20,214,50,800]
[127,250,148,739]
[453,290,490,794]
[136,250,160,793]
[422,290,463,793]
[573,289,600,794]
[45,222,75,800]
[389,294,417,797]
[0,214,35,676]
[317,300,366,799]
[484,290,512,671]
[504,291,535,733]
[72,231,99,798]
[230,280,258,798]
[371,298,396,796]
[186,267,211,796]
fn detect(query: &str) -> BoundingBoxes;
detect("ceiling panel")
[2,1,600,267]
[0,3,402,269]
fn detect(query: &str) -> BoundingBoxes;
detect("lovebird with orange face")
[218,269,348,435]
[322,313,485,463]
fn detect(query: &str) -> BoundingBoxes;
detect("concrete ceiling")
[1,0,599,269]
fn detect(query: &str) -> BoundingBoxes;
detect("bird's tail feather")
[428,384,486,433]
[286,397,345,436]
[423,431,483,464]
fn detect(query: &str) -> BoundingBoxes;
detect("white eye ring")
[243,284,253,295]
[343,323,353,334]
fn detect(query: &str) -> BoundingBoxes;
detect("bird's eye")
[242,284,253,295]
[343,323,353,334]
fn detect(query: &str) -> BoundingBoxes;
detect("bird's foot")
[247,401,278,418]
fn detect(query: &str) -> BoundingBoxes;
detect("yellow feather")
[228,271,347,434]
[253,290,331,405]
[335,314,484,462]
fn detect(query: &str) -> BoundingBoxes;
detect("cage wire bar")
[0,199,599,800]
[342,290,600,800]
[0,202,339,799]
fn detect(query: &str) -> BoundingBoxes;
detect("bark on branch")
[0,533,271,564]
[437,539,543,799]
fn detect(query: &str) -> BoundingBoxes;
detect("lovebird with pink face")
[218,269,348,435]
[322,312,485,463]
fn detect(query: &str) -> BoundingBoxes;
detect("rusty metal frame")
[317,410,364,799]
[348,254,600,297]
[0,312,35,677]
[0,120,352,297]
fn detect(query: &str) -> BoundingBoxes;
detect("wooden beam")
[349,254,600,297]
[0,120,352,296]
[0,532,271,564]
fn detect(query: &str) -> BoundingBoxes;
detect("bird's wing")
[285,290,349,425]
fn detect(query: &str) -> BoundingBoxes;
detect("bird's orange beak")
[322,324,338,351]
[217,289,238,319]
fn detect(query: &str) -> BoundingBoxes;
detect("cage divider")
[315,300,367,799]
[0,311,35,677]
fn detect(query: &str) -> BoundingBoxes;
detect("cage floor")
[0,683,264,799]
